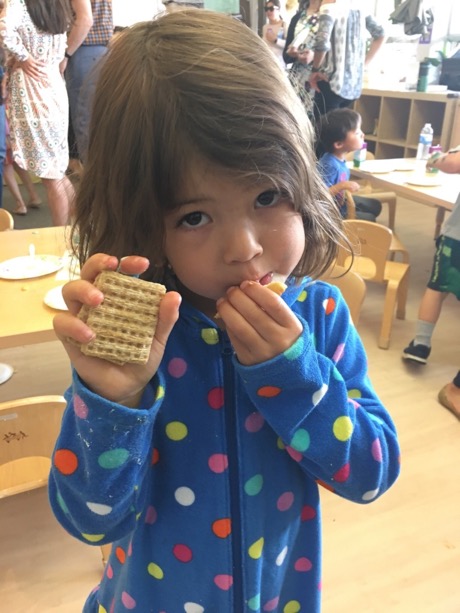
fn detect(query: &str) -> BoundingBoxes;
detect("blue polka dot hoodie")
[49,278,400,613]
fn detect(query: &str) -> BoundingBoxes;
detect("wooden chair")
[0,395,110,565]
[0,208,14,231]
[344,190,409,264]
[345,150,398,230]
[337,220,410,349]
[319,263,366,326]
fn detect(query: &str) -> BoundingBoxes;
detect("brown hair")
[24,0,73,35]
[74,10,343,282]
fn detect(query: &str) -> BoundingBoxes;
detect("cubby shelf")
[354,88,457,159]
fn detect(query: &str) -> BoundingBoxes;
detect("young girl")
[49,11,400,613]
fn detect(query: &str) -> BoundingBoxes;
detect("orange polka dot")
[212,518,232,538]
[257,386,281,398]
[316,479,334,493]
[54,448,78,475]
[152,448,160,465]
[115,546,126,564]
[324,297,336,315]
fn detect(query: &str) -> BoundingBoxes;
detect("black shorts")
[427,235,460,299]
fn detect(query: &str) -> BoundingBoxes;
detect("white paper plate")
[360,162,395,174]
[405,176,442,187]
[0,255,63,280]
[393,162,416,172]
[44,285,68,311]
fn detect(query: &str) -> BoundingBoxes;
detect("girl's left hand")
[216,281,303,366]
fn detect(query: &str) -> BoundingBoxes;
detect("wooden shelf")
[354,88,457,159]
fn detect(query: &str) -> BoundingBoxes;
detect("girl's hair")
[74,10,344,282]
[318,108,361,153]
[24,0,73,35]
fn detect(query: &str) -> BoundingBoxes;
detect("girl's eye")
[256,190,281,207]
[178,211,210,229]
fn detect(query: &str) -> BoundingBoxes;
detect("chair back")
[338,219,392,283]
[344,190,356,219]
[0,395,66,498]
[319,264,366,325]
[0,209,14,231]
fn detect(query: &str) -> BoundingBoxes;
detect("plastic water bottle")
[416,123,434,160]
[353,142,368,168]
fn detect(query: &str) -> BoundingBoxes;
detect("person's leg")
[4,162,27,214]
[0,105,5,208]
[41,176,74,226]
[438,370,460,419]
[353,195,382,221]
[13,162,42,206]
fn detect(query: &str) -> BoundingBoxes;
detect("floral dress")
[0,0,68,179]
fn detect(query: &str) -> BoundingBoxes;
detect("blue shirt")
[317,152,349,217]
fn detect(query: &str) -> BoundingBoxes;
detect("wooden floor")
[1,196,459,612]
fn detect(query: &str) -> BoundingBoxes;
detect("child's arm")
[426,147,460,174]
[328,180,360,196]
[233,282,400,503]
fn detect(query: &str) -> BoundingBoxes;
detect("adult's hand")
[18,56,47,80]
[59,57,68,77]
[308,70,328,93]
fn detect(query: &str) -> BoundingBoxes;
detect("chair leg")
[386,198,397,231]
[396,271,410,320]
[378,281,399,349]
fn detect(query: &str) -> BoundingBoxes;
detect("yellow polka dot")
[81,533,105,543]
[147,562,164,579]
[165,421,188,441]
[283,601,301,613]
[98,605,107,613]
[248,537,264,559]
[297,290,307,303]
[333,416,354,441]
[201,328,219,345]
[155,385,165,401]
[347,388,362,399]
[277,437,285,449]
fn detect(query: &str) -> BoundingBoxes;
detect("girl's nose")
[222,222,263,264]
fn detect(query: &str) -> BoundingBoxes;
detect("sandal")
[28,200,42,209]
[13,207,27,216]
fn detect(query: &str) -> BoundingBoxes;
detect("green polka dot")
[332,365,341,380]
[290,428,310,452]
[98,448,130,469]
[247,595,261,611]
[348,388,362,399]
[284,336,304,360]
[81,533,105,542]
[297,290,307,303]
[244,474,263,496]
[333,416,354,441]
[147,562,164,579]
[155,385,165,401]
[165,421,188,441]
[284,601,301,613]
[201,328,219,345]
[56,491,69,514]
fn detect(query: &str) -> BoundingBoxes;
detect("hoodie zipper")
[221,333,244,611]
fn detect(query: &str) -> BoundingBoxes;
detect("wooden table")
[0,226,72,349]
[349,158,459,237]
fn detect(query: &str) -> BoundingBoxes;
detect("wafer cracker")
[76,270,166,365]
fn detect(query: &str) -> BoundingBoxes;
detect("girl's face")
[164,160,305,318]
[342,121,365,153]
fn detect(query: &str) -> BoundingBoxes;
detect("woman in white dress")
[0,0,74,225]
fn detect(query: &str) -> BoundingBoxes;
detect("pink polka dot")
[277,491,294,511]
[121,592,136,609]
[173,543,193,563]
[167,357,187,378]
[74,394,88,418]
[208,387,224,410]
[372,438,383,462]
[106,564,113,579]
[145,506,157,524]
[301,505,316,521]
[332,343,345,363]
[208,454,228,473]
[333,463,350,482]
[128,541,133,557]
[245,412,265,433]
[214,574,233,590]
[349,398,360,410]
[294,557,312,572]
[109,599,115,613]
[286,446,302,462]
[263,597,280,611]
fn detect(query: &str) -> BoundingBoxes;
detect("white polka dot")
[86,502,112,515]
[184,603,204,613]
[175,486,196,506]
[276,545,288,566]
[312,384,328,407]
[362,488,379,501]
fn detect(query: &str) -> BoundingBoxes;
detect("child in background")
[403,147,460,415]
[49,12,400,613]
[317,108,382,221]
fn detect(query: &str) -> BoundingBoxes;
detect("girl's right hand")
[53,253,181,407]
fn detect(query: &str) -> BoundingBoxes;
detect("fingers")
[153,291,182,349]
[79,253,150,281]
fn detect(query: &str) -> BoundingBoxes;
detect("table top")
[349,158,458,211]
[0,226,74,349]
